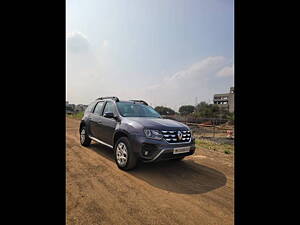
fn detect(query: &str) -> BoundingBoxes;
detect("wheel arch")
[113,130,129,147]
[79,121,85,133]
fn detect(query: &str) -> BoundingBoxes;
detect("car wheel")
[80,126,91,146]
[115,137,137,170]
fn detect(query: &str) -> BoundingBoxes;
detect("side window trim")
[86,101,97,114]
[102,101,108,116]
[99,101,104,116]
[90,102,97,113]
[90,103,98,114]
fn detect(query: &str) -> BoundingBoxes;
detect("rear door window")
[93,101,104,115]
[102,101,116,115]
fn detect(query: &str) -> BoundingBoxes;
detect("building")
[66,101,88,114]
[213,87,234,113]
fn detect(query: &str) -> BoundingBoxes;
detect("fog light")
[144,151,149,156]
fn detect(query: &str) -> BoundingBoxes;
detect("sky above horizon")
[66,0,234,111]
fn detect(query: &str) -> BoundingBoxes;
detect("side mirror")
[103,112,115,118]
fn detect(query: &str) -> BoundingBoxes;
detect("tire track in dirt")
[66,117,234,225]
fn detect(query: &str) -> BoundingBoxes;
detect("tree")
[195,101,209,112]
[195,101,230,118]
[154,106,175,115]
[195,101,209,116]
[179,105,195,115]
[227,112,234,123]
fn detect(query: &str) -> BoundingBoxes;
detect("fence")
[186,122,234,139]
[162,115,234,139]
[162,114,231,125]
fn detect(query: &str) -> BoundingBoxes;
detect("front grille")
[161,130,191,144]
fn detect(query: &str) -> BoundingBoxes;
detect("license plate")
[173,146,190,154]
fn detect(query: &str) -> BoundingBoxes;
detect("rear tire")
[80,126,91,146]
[114,137,138,170]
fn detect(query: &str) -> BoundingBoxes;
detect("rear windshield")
[116,102,161,118]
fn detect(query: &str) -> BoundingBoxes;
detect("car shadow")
[88,143,227,194]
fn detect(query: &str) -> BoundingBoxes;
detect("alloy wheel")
[116,142,128,167]
[80,128,86,144]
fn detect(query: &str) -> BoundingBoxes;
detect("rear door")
[83,101,97,135]
[89,101,104,139]
[101,101,118,145]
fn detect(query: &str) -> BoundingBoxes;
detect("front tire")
[114,137,137,170]
[80,126,91,146]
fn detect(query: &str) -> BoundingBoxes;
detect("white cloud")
[216,65,234,77]
[66,39,234,109]
[67,32,112,104]
[168,56,226,81]
[128,56,230,110]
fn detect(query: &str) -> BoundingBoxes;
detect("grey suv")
[79,97,196,170]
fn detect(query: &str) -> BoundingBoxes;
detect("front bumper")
[129,135,196,162]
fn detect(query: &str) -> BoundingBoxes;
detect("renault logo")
[177,131,183,140]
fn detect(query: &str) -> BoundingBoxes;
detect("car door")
[83,101,97,135]
[89,101,104,140]
[101,101,118,145]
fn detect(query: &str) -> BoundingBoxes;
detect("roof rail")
[96,96,119,102]
[130,100,148,106]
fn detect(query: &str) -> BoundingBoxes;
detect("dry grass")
[66,112,84,120]
[195,137,234,154]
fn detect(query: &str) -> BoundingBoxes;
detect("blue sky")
[67,0,234,110]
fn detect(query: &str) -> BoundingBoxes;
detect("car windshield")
[116,102,161,118]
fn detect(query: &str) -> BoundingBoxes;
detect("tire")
[114,137,138,170]
[80,126,91,146]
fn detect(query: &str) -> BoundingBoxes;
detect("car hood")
[125,117,189,130]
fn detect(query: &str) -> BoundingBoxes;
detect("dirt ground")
[66,117,234,225]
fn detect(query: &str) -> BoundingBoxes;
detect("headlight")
[187,128,193,138]
[144,129,163,140]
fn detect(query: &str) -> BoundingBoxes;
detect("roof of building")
[214,93,230,97]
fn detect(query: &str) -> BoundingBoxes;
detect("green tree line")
[155,102,233,121]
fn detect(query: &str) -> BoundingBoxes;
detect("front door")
[89,101,104,140]
[101,101,118,145]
